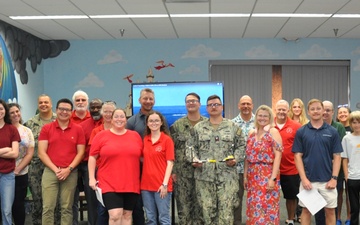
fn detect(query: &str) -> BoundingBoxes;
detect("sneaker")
[336,219,342,225]
[345,220,350,225]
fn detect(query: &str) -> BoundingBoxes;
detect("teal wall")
[16,38,360,120]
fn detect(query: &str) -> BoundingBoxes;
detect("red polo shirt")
[141,132,174,192]
[71,110,90,124]
[79,117,103,161]
[275,117,302,175]
[39,120,86,167]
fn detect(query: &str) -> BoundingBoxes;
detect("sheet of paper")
[95,186,105,207]
[297,189,327,215]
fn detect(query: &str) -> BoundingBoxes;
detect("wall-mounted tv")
[131,81,224,126]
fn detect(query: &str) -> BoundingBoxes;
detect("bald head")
[239,95,252,103]
[238,95,253,120]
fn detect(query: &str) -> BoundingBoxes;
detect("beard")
[75,105,87,112]
[91,113,102,121]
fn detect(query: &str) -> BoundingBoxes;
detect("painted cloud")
[181,44,221,59]
[245,45,278,58]
[179,65,201,75]
[353,59,360,71]
[97,50,127,65]
[75,72,104,88]
[299,44,332,58]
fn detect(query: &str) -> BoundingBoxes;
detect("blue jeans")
[0,172,15,225]
[141,190,172,225]
[97,201,109,225]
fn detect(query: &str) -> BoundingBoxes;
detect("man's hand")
[192,162,203,168]
[325,178,337,189]
[171,174,177,183]
[301,178,312,190]
[56,168,71,181]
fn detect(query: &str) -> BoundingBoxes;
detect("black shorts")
[280,174,300,199]
[103,192,139,210]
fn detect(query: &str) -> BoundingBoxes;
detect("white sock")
[287,220,294,224]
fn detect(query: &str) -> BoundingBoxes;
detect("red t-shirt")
[0,124,21,173]
[90,129,143,194]
[141,132,175,192]
[39,120,86,167]
[275,117,302,175]
[71,111,90,124]
[88,124,105,146]
[79,118,103,161]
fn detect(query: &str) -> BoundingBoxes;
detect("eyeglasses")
[337,104,349,109]
[75,98,87,102]
[57,107,72,113]
[148,119,161,124]
[186,100,199,104]
[324,109,333,113]
[206,103,222,108]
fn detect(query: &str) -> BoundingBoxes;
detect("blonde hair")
[289,98,309,125]
[349,111,360,131]
[254,105,274,130]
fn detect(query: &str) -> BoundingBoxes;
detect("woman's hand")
[89,178,97,191]
[267,179,275,192]
[158,185,168,199]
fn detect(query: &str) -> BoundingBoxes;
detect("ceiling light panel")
[297,0,349,13]
[254,0,303,13]
[71,0,126,15]
[21,0,83,15]
[211,0,254,13]
[117,0,168,14]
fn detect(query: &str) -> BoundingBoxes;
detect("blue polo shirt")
[292,122,343,182]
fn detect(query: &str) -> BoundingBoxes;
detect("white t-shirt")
[341,133,360,180]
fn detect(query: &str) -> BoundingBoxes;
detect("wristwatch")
[162,184,168,188]
[331,175,338,180]
[271,177,276,181]
[69,166,73,172]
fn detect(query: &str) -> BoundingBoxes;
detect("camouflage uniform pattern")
[186,119,245,225]
[170,116,207,225]
[24,113,61,225]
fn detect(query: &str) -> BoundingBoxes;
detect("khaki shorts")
[299,182,337,208]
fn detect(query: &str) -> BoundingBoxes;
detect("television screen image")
[131,81,224,126]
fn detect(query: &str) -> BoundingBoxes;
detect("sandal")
[296,217,301,223]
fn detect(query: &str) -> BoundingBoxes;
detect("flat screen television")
[131,81,224,126]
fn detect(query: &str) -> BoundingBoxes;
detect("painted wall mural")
[0,20,70,102]
[0,36,17,102]
[42,39,360,123]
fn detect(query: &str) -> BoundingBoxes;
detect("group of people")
[173,95,358,225]
[0,88,175,225]
[0,88,360,225]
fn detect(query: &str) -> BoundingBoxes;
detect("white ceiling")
[0,0,360,40]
